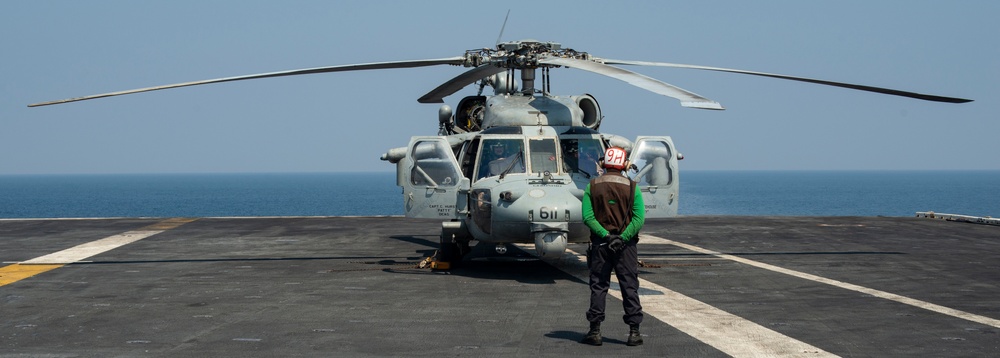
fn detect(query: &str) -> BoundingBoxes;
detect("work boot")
[627,325,643,346]
[581,322,602,346]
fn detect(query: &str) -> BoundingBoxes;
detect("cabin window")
[410,140,461,187]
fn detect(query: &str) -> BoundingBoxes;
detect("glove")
[606,234,624,253]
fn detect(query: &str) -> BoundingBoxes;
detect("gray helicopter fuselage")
[463,125,597,258]
[386,93,681,259]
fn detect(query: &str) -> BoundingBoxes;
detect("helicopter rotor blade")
[599,58,973,104]
[28,57,468,107]
[418,64,507,103]
[538,57,724,110]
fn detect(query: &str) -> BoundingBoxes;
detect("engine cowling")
[575,94,602,130]
[480,94,602,128]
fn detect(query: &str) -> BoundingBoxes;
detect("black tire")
[438,234,470,264]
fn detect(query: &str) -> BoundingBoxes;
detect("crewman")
[580,146,646,346]
[479,141,508,179]
[478,140,524,179]
[562,140,602,178]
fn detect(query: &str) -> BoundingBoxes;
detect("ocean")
[0,171,997,219]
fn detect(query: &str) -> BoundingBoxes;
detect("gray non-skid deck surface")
[1,216,997,357]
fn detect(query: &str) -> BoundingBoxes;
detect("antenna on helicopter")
[495,10,510,46]
[487,9,512,97]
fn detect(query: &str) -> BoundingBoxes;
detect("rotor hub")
[463,40,590,70]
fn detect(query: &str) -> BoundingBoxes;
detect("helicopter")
[30,39,971,265]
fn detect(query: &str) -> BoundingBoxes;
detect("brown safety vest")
[588,171,636,238]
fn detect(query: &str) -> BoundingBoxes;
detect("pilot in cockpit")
[478,139,525,180]
[563,140,603,178]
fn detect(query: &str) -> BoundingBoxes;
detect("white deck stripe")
[642,234,1000,329]
[18,218,196,265]
[554,247,836,357]
[20,230,164,264]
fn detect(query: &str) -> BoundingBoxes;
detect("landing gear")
[434,220,471,267]
[437,233,470,265]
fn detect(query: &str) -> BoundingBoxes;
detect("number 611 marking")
[539,207,558,220]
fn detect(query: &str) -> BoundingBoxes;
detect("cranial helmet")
[490,141,506,153]
[601,147,628,170]
[565,144,579,155]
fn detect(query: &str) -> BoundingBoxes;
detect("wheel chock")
[430,260,450,270]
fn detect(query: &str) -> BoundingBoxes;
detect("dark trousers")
[586,242,643,326]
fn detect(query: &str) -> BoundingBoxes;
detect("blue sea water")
[0,172,399,218]
[680,170,998,217]
[0,171,996,218]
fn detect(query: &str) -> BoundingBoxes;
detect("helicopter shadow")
[389,234,586,285]
[66,234,439,267]
[386,234,439,258]
[451,242,587,285]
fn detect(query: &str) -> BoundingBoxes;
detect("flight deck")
[1,216,998,357]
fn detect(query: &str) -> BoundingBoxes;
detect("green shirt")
[582,182,645,241]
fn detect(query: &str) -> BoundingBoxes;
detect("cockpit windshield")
[528,138,559,174]
[477,138,525,180]
[475,137,603,181]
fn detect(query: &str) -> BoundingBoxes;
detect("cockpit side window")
[560,138,604,178]
[459,138,480,180]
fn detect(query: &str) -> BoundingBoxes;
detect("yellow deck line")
[0,264,64,286]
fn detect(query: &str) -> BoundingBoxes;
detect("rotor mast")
[520,68,535,95]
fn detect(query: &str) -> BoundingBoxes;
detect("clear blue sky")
[3,1,996,174]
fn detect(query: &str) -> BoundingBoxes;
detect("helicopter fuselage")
[384,93,681,261]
